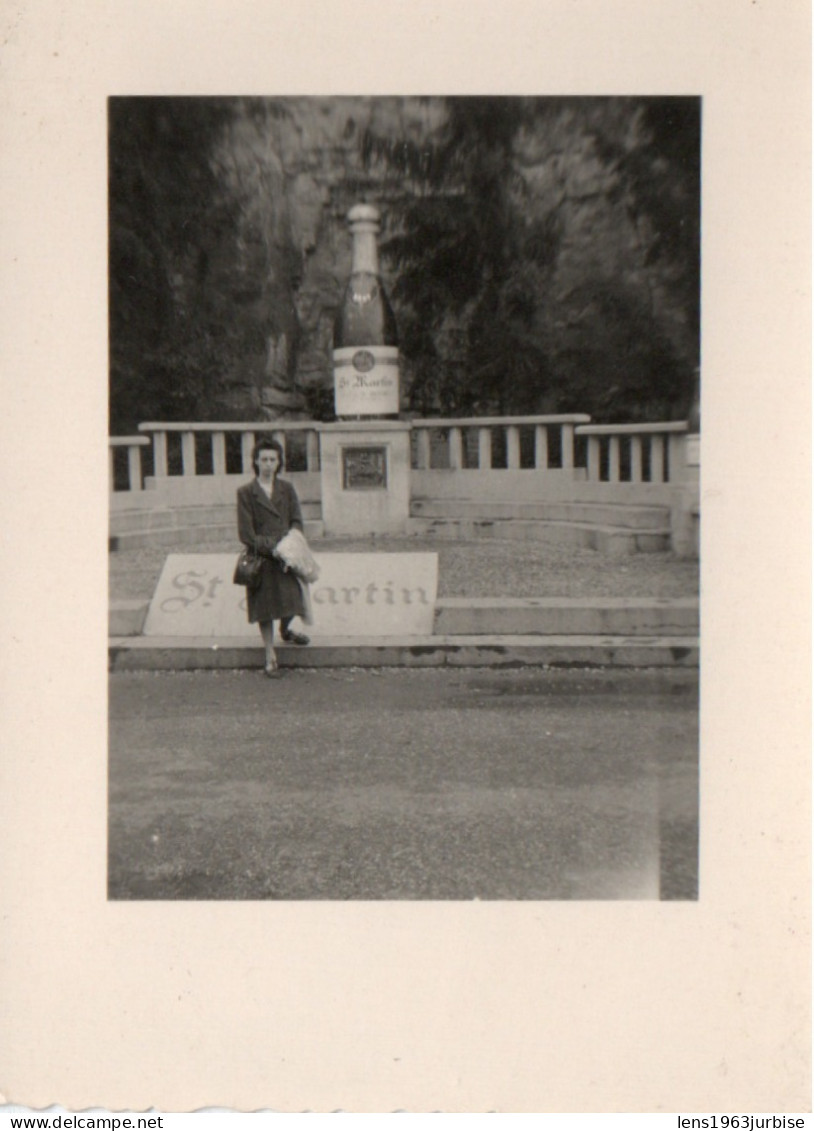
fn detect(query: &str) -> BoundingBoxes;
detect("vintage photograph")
[107,95,700,901]
[4,0,810,1111]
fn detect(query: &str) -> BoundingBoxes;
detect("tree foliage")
[362,96,700,421]
[362,98,560,414]
[108,97,240,432]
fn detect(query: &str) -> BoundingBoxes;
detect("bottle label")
[333,345,399,416]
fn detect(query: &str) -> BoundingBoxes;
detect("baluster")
[561,424,574,470]
[449,427,463,470]
[212,431,227,475]
[478,427,492,470]
[152,431,168,478]
[109,447,116,492]
[416,429,431,469]
[127,444,143,492]
[306,430,320,472]
[630,436,643,483]
[587,436,601,481]
[608,435,621,482]
[650,435,665,483]
[181,431,196,477]
[241,431,255,474]
[534,424,548,470]
[667,433,684,483]
[506,425,520,469]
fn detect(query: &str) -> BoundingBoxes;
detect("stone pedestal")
[318,421,412,536]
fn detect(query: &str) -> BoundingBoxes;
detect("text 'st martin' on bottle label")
[333,345,400,416]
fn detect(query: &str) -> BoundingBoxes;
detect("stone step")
[109,596,698,638]
[411,498,670,530]
[109,599,150,636]
[433,597,698,636]
[110,517,668,555]
[110,519,326,552]
[110,504,670,556]
[111,500,665,536]
[110,501,322,535]
[406,517,670,555]
[109,634,699,671]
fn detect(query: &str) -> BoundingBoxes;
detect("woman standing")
[237,437,310,678]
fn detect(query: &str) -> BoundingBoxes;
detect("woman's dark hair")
[251,436,285,475]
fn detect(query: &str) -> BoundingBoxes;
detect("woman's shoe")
[281,628,310,646]
[263,654,281,678]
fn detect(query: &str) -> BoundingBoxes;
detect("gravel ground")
[110,535,699,602]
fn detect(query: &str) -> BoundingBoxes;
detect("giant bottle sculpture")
[332,203,399,418]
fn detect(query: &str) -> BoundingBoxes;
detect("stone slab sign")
[143,553,439,638]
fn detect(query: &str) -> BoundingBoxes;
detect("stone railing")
[137,420,322,481]
[410,414,591,470]
[110,415,595,491]
[109,435,150,492]
[574,422,688,484]
[110,416,693,495]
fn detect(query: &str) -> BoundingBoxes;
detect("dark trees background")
[362,98,560,416]
[364,96,700,421]
[108,98,242,433]
[108,96,700,432]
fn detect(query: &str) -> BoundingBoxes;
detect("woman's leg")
[280,616,310,645]
[259,619,277,670]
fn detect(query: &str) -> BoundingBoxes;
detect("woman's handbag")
[233,546,264,589]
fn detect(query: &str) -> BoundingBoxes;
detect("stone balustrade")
[574,422,688,484]
[110,415,598,491]
[109,435,150,492]
[410,414,591,471]
[136,420,322,481]
[109,414,699,557]
[110,416,693,496]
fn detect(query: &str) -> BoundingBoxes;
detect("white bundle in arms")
[274,528,320,583]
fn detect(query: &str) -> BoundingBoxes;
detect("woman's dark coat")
[236,476,306,624]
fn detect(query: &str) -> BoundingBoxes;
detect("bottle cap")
[347,203,381,233]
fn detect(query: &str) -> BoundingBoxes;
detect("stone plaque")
[342,446,387,490]
[142,553,438,638]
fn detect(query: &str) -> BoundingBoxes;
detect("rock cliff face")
[176,96,696,421]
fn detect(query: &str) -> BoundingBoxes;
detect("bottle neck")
[351,229,379,275]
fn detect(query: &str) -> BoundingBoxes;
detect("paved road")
[108,667,698,901]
